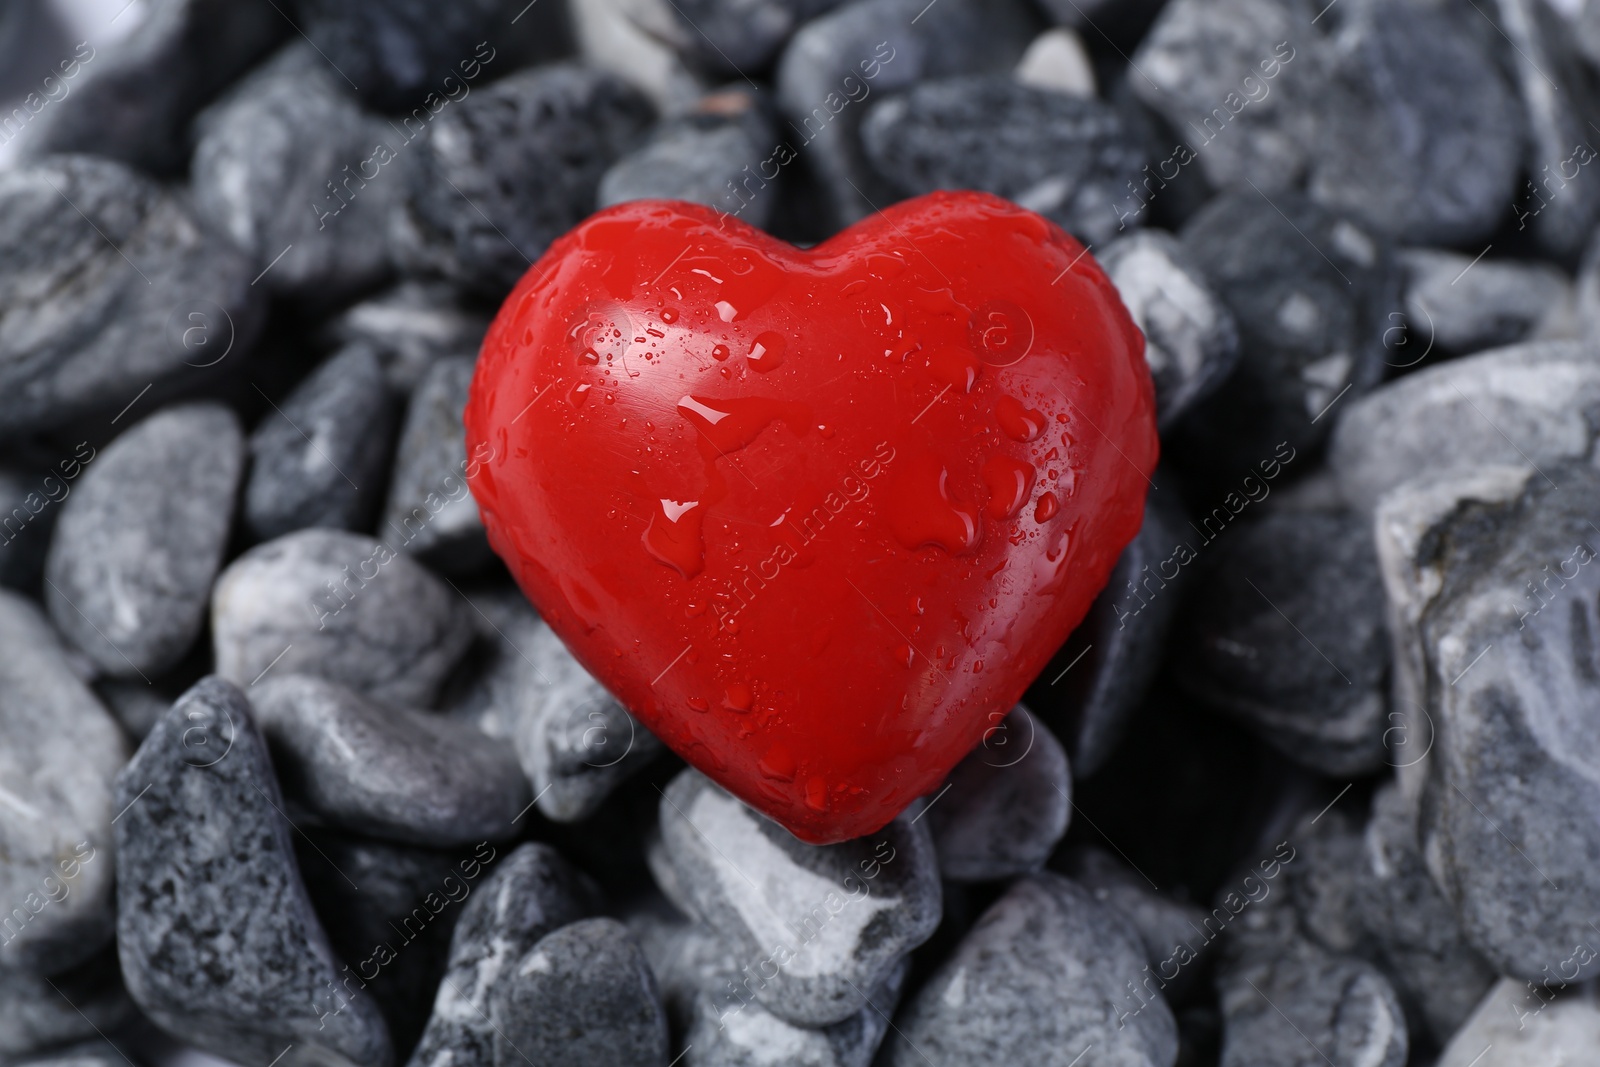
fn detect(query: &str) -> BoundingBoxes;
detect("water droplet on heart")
[687,696,709,712]
[1034,491,1060,522]
[569,382,591,407]
[579,348,599,364]
[981,455,1035,520]
[887,453,981,555]
[804,776,829,812]
[926,348,980,393]
[747,332,785,372]
[643,498,704,579]
[1035,529,1073,594]
[661,308,679,323]
[996,396,1045,441]
[685,600,706,617]
[723,683,753,713]
[712,344,730,361]
[715,300,738,322]
[909,596,924,616]
[895,643,915,668]
[522,327,535,346]
[758,744,797,782]
[677,394,807,454]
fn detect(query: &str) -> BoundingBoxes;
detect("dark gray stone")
[1177,191,1396,472]
[113,676,391,1067]
[438,585,545,743]
[316,281,490,393]
[1402,248,1573,356]
[1175,508,1390,776]
[925,705,1070,882]
[44,402,243,678]
[245,344,399,541]
[408,842,598,1067]
[0,155,262,436]
[95,678,175,742]
[1099,230,1240,431]
[657,769,940,1027]
[667,0,846,72]
[379,357,489,572]
[211,528,473,707]
[881,873,1178,1067]
[251,674,531,847]
[489,917,669,1067]
[599,88,779,229]
[392,63,653,297]
[774,0,1037,230]
[0,590,125,975]
[862,75,1143,245]
[191,43,399,300]
[0,462,63,591]
[21,0,285,176]
[0,952,134,1061]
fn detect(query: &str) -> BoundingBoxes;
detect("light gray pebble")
[380,357,489,572]
[1433,978,1600,1066]
[316,281,490,393]
[45,402,243,677]
[666,0,846,72]
[211,528,473,708]
[1402,248,1573,356]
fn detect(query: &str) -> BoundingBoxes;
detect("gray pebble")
[490,917,669,1067]
[925,704,1070,882]
[1014,28,1096,97]
[882,873,1178,1067]
[438,584,547,742]
[392,64,653,296]
[1329,340,1600,513]
[22,0,285,175]
[245,344,398,542]
[316,281,490,393]
[192,43,399,300]
[211,528,473,707]
[113,676,391,1067]
[0,954,134,1061]
[666,0,845,72]
[658,769,940,1027]
[44,402,243,678]
[408,842,598,1067]
[379,357,489,572]
[1099,230,1240,431]
[0,590,125,974]
[1433,978,1600,1066]
[0,155,262,435]
[569,0,708,112]
[9,1040,134,1067]
[250,674,530,847]
[774,0,1037,230]
[861,74,1143,245]
[94,678,175,742]
[1175,508,1390,776]
[0,463,64,591]
[1401,248,1573,356]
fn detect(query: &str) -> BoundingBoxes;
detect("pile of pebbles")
[1,0,1597,1064]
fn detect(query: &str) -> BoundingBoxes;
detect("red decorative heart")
[466,191,1156,844]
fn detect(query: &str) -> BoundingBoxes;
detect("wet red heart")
[466,191,1156,844]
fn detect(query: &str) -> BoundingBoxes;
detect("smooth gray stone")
[490,918,669,1067]
[0,590,125,974]
[1379,460,1600,983]
[568,0,707,112]
[882,873,1178,1067]
[408,842,598,1067]
[1329,340,1600,514]
[379,357,488,572]
[438,585,545,742]
[245,344,398,541]
[1434,978,1600,1066]
[1099,230,1240,431]
[774,0,1037,230]
[1402,248,1573,356]
[1177,191,1395,473]
[21,0,285,176]
[251,674,530,847]
[316,281,490,393]
[211,528,473,708]
[392,63,653,296]
[192,43,399,300]
[0,953,134,1061]
[113,677,391,1067]
[926,704,1070,882]
[1175,508,1390,776]
[861,75,1143,245]
[658,769,940,1027]
[599,88,779,228]
[9,1039,134,1067]
[666,0,845,71]
[0,155,262,436]
[44,402,243,678]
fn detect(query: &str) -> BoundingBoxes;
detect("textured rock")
[113,677,391,1067]
[22,0,285,175]
[192,43,398,299]
[0,155,262,435]
[44,402,243,677]
[925,705,1070,882]
[251,674,530,847]
[408,842,598,1067]
[294,0,504,112]
[1434,978,1600,1066]
[245,344,399,541]
[0,591,125,975]
[380,357,488,571]
[392,64,653,296]
[569,0,707,112]
[490,918,669,1067]
[1014,28,1096,97]
[1330,340,1600,513]
[1401,248,1573,356]
[657,769,940,1027]
[666,0,846,72]
[1175,508,1390,776]
[212,528,473,707]
[0,952,134,1060]
[861,75,1143,244]
[882,874,1178,1067]
[316,281,490,393]
[1099,230,1239,430]
[774,0,1037,229]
